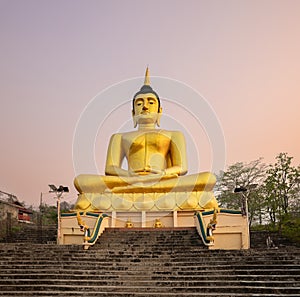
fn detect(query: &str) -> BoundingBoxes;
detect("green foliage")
[39,204,57,225]
[264,152,300,225]
[216,158,268,226]
[280,213,300,245]
[250,224,271,231]
[11,225,21,233]
[38,201,73,225]
[60,201,74,213]
[217,152,300,243]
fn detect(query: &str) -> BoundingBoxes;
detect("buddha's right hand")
[128,167,163,176]
[127,172,177,185]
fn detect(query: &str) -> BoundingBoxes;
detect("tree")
[39,204,57,225]
[264,152,300,226]
[216,158,268,226]
[60,201,74,213]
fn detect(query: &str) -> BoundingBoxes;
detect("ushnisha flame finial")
[132,67,160,107]
[144,66,150,86]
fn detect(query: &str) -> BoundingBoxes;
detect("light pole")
[48,185,69,244]
[234,186,248,216]
[234,186,250,249]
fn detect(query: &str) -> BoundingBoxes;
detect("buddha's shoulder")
[109,131,137,140]
[160,130,184,137]
[110,131,137,138]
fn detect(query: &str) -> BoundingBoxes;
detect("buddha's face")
[132,93,162,127]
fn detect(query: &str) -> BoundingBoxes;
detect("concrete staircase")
[250,230,299,248]
[0,227,299,296]
[0,223,57,244]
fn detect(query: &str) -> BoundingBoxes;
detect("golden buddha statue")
[74,68,218,212]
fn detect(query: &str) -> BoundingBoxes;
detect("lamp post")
[48,185,69,244]
[234,186,250,249]
[234,186,248,217]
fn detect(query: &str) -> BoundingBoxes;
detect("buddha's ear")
[132,110,137,128]
[156,107,162,127]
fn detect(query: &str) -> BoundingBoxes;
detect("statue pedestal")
[107,210,195,228]
[59,209,249,249]
[75,190,218,212]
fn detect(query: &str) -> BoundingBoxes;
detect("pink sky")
[0,0,299,207]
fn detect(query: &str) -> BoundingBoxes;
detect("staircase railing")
[194,211,215,246]
[79,212,109,249]
[195,209,242,246]
[62,212,108,249]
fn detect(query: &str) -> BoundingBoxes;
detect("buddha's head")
[132,68,162,128]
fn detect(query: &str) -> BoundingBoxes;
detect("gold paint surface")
[74,69,218,212]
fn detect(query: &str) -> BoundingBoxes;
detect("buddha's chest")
[123,132,171,155]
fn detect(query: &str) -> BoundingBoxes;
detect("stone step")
[95,229,204,242]
[0,250,300,262]
[0,227,299,297]
[1,268,299,276]
[2,247,300,258]
[2,224,57,244]
[0,279,298,288]
[0,256,300,268]
[1,254,300,263]
[2,254,299,263]
[1,263,299,272]
[250,231,299,248]
[1,247,300,256]
[0,291,297,297]
[94,243,205,249]
[1,247,297,254]
[0,283,299,294]
[0,273,299,281]
[1,246,298,252]
[0,273,300,286]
